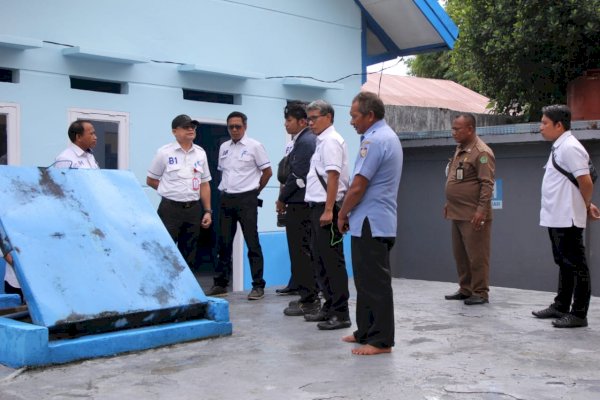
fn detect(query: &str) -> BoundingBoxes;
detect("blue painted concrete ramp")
[0,166,231,367]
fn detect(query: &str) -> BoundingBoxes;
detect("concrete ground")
[1,278,599,400]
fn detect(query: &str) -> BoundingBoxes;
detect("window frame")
[67,108,130,170]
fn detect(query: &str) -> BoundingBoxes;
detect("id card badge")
[456,162,464,181]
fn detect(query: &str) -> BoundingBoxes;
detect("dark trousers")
[451,220,491,299]
[310,204,349,318]
[215,190,265,289]
[4,281,24,304]
[351,219,395,348]
[548,227,591,319]
[157,199,202,269]
[286,203,318,302]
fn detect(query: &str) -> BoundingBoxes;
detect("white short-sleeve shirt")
[217,135,271,193]
[1,247,19,289]
[55,143,99,169]
[305,125,349,202]
[540,131,590,228]
[147,142,211,202]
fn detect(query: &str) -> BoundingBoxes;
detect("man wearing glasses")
[147,114,213,271]
[207,111,272,300]
[304,100,351,330]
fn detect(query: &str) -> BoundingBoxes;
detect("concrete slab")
[0,166,208,328]
[1,278,599,400]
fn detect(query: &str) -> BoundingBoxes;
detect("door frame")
[0,102,21,165]
[194,117,244,291]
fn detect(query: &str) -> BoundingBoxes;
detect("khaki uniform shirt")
[445,136,495,221]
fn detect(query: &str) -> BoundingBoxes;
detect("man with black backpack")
[533,104,600,328]
[275,101,320,315]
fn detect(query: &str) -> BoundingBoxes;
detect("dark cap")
[172,114,199,129]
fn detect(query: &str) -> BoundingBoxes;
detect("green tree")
[408,0,600,119]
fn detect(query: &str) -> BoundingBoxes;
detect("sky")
[367,56,413,76]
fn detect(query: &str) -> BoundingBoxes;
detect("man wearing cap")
[444,113,495,305]
[55,120,100,169]
[207,111,272,301]
[147,114,212,270]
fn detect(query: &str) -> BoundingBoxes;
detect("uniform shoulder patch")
[479,155,488,164]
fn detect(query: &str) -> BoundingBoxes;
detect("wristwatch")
[203,209,212,214]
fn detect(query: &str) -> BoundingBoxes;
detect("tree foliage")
[408,0,600,119]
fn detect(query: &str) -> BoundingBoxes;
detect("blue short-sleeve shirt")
[348,120,403,237]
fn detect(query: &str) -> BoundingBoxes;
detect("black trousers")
[157,198,202,269]
[351,218,395,348]
[215,190,265,289]
[4,281,24,304]
[309,204,349,318]
[548,227,591,319]
[286,203,318,302]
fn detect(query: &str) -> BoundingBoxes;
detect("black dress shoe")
[532,306,565,319]
[284,299,321,316]
[276,287,299,296]
[444,291,470,300]
[304,309,329,322]
[552,314,588,328]
[317,316,352,330]
[464,295,489,305]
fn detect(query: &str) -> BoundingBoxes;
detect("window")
[182,89,236,105]
[0,68,16,83]
[68,109,129,169]
[0,103,20,165]
[70,77,125,94]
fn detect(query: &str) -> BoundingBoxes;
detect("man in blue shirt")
[338,91,403,355]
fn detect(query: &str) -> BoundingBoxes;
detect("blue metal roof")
[356,0,459,65]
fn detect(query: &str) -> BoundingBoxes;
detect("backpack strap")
[551,150,579,187]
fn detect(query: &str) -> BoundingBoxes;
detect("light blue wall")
[0,0,365,233]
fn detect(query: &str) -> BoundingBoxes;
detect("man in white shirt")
[533,104,600,328]
[2,232,23,303]
[55,120,100,169]
[303,100,351,330]
[147,114,212,271]
[207,111,272,301]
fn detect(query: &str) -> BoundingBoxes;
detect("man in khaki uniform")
[444,113,495,305]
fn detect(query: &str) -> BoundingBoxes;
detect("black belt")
[162,198,200,208]
[221,189,258,198]
[307,202,326,208]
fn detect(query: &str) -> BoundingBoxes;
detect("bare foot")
[341,335,356,343]
[351,344,392,356]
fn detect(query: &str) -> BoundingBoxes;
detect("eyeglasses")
[307,115,323,122]
[228,124,244,130]
[179,124,197,130]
